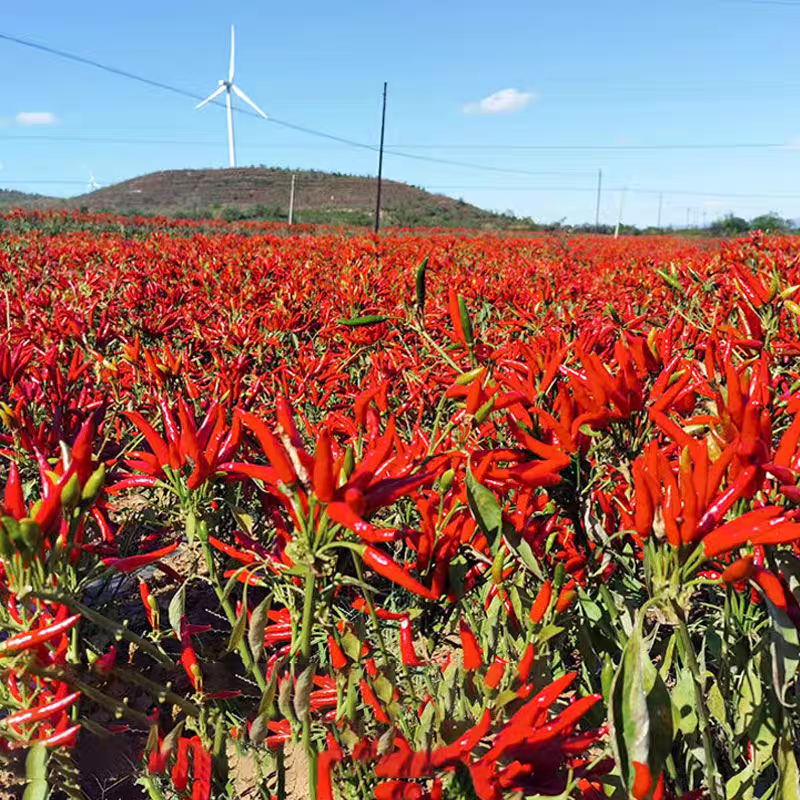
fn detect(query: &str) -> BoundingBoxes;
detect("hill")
[0,188,64,210]
[59,167,528,229]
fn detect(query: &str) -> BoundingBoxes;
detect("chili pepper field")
[3,211,800,800]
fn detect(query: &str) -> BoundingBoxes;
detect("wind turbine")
[195,25,267,168]
[87,169,101,192]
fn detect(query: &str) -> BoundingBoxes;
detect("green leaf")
[609,619,650,791]
[373,674,394,705]
[672,668,698,736]
[168,582,186,639]
[248,596,270,664]
[415,702,436,749]
[161,719,185,759]
[644,666,674,780]
[707,680,732,740]
[293,663,315,722]
[766,595,800,705]
[226,603,247,654]
[465,467,502,548]
[725,763,755,800]
[502,523,543,579]
[777,733,800,799]
[249,709,270,745]
[736,662,762,737]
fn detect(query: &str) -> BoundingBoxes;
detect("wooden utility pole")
[288,173,296,225]
[595,168,602,229]
[374,82,387,234]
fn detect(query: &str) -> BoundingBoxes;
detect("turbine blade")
[232,84,268,118]
[229,25,235,83]
[195,85,226,109]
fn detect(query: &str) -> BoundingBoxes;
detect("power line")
[2,30,797,181]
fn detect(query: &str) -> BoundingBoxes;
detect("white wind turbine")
[87,169,101,192]
[195,25,267,168]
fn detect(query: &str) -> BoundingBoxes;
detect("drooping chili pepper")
[107,475,159,494]
[530,580,552,625]
[459,620,483,671]
[752,567,788,610]
[555,581,577,614]
[328,635,348,670]
[485,657,506,690]
[170,737,191,793]
[398,616,423,667]
[721,554,755,584]
[632,459,653,537]
[516,643,535,685]
[359,679,390,724]
[190,737,212,800]
[102,541,180,572]
[4,462,25,519]
[180,631,203,692]
[351,597,406,620]
[0,613,81,655]
[631,761,653,800]
[361,545,436,600]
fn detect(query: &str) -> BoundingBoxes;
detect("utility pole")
[614,188,626,239]
[594,168,602,230]
[374,81,388,234]
[657,193,663,229]
[288,173,296,226]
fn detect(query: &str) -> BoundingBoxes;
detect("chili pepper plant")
[1,212,800,799]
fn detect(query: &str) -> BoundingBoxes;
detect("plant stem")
[673,602,721,800]
[298,567,316,661]
[34,592,173,668]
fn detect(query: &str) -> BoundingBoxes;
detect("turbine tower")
[87,170,101,192]
[195,25,267,168]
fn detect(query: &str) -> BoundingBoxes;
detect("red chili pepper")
[459,620,483,671]
[4,461,25,518]
[555,581,577,614]
[171,737,191,793]
[103,541,180,572]
[351,597,406,620]
[313,429,335,502]
[180,632,203,692]
[5,690,81,728]
[398,616,423,667]
[530,581,552,625]
[632,460,653,537]
[190,737,212,800]
[517,643,535,685]
[38,723,80,749]
[359,679,390,724]
[631,761,653,799]
[122,411,170,467]
[208,536,256,564]
[0,614,81,655]
[241,412,296,486]
[696,465,759,536]
[361,545,436,600]
[753,567,788,610]
[328,635,348,670]
[721,555,755,584]
[485,656,506,689]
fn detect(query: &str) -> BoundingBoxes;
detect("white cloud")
[784,137,800,151]
[15,112,57,126]
[464,88,536,115]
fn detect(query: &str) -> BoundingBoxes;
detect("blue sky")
[2,0,800,226]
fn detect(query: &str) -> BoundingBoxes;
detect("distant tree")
[709,214,749,236]
[749,212,790,233]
